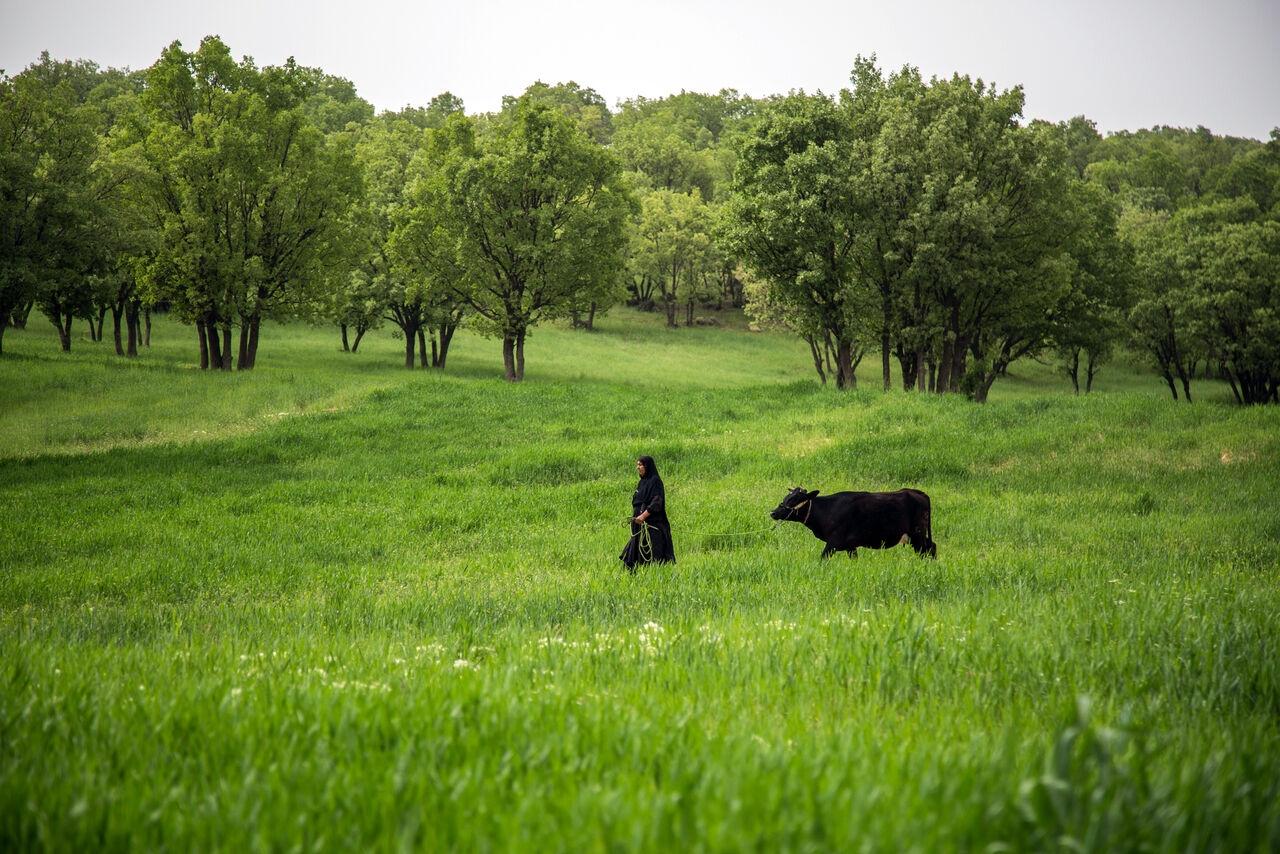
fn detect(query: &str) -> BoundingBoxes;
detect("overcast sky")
[2,0,1277,139]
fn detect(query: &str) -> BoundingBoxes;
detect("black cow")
[770,486,937,559]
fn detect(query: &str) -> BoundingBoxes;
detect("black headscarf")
[637,455,658,480]
[632,456,667,520]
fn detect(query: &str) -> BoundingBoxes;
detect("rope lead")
[632,521,655,562]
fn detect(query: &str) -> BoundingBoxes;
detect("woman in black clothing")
[619,455,676,571]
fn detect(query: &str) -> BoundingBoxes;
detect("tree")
[1049,181,1133,393]
[841,57,929,391]
[0,59,101,355]
[397,92,466,130]
[386,114,473,370]
[427,99,632,381]
[329,268,384,353]
[725,92,869,389]
[1184,220,1280,404]
[346,114,429,367]
[630,189,715,327]
[301,70,374,133]
[124,37,360,370]
[509,81,613,144]
[613,106,718,199]
[1120,207,1198,401]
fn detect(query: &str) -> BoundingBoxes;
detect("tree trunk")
[1176,364,1192,403]
[1067,349,1080,394]
[207,320,222,369]
[972,371,997,404]
[515,330,526,381]
[54,311,73,351]
[238,319,250,369]
[207,322,222,368]
[197,321,209,370]
[502,334,517,381]
[1160,369,1177,401]
[1085,352,1100,393]
[951,336,969,393]
[835,337,856,390]
[125,302,139,358]
[144,309,151,347]
[586,302,596,330]
[340,324,350,352]
[686,298,694,327]
[806,335,827,385]
[208,321,223,368]
[244,315,260,369]
[417,327,428,368]
[95,305,108,342]
[915,349,926,392]
[221,324,233,371]
[881,323,891,392]
[403,326,417,369]
[1224,367,1243,405]
[897,347,918,391]
[665,296,677,328]
[352,326,366,353]
[0,322,6,356]
[112,305,125,356]
[927,357,936,393]
[430,331,439,367]
[436,323,456,368]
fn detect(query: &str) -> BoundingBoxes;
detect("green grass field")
[2,311,1278,851]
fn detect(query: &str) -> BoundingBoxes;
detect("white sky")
[2,0,1277,139]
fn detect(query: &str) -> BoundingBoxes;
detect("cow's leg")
[821,544,837,559]
[847,548,858,558]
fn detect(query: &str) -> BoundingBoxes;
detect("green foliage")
[726,91,869,388]
[728,61,1089,399]
[423,98,633,379]
[1184,220,1280,403]
[508,80,614,144]
[396,91,466,130]
[628,188,716,326]
[123,36,360,369]
[0,57,103,354]
[612,91,753,202]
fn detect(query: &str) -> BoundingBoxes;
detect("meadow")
[2,311,1278,851]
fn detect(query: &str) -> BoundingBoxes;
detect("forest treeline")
[2,37,1277,400]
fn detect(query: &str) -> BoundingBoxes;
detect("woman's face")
[636,460,646,477]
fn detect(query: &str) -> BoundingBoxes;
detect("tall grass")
[2,312,1277,850]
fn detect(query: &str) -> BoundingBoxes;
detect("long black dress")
[619,459,676,570]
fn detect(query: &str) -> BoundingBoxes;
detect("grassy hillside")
[2,312,1278,850]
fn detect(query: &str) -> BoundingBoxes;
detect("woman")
[619,455,676,571]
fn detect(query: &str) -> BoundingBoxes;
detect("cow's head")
[771,486,819,521]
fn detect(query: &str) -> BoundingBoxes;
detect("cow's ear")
[806,490,820,499]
